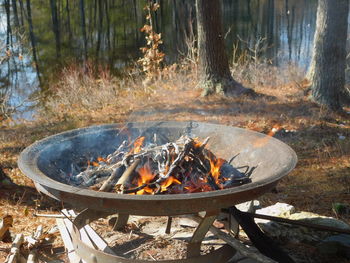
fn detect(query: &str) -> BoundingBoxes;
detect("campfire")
[19,122,297,263]
[68,135,252,195]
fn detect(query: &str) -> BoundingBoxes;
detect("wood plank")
[56,218,81,263]
[67,210,116,255]
[60,210,87,263]
[64,210,96,250]
[5,233,24,263]
[83,224,116,255]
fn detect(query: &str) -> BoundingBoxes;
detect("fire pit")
[18,121,297,262]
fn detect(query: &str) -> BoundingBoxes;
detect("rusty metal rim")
[18,121,297,203]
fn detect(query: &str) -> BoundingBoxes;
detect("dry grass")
[1,59,350,262]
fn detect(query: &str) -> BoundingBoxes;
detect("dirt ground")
[1,77,350,262]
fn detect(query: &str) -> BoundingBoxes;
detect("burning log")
[69,134,252,195]
[99,163,125,192]
[115,158,141,191]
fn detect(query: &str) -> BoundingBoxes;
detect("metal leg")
[165,216,172,234]
[112,213,129,231]
[187,211,218,258]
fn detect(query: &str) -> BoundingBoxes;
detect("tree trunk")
[18,0,24,26]
[195,0,249,96]
[26,0,41,85]
[95,0,103,59]
[49,0,61,59]
[4,0,12,47]
[65,0,72,43]
[79,0,88,63]
[11,0,20,27]
[308,0,349,110]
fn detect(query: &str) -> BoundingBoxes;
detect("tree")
[307,0,349,111]
[195,0,251,96]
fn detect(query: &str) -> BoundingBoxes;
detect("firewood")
[0,215,13,241]
[27,225,43,250]
[106,140,127,163]
[33,213,66,218]
[153,138,194,184]
[5,233,24,263]
[98,163,125,192]
[26,250,37,263]
[115,158,141,189]
[71,134,252,195]
[123,139,194,194]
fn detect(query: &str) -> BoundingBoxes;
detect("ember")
[70,135,252,194]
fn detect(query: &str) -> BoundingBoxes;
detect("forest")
[0,0,350,262]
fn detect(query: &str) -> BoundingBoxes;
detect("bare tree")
[195,0,251,96]
[307,0,349,110]
[79,0,88,63]
[49,0,61,59]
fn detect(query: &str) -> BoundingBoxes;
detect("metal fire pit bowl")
[18,121,297,216]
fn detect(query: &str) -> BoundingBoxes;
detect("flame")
[184,176,212,193]
[193,138,202,148]
[136,163,156,195]
[97,157,107,163]
[208,158,225,189]
[91,161,99,167]
[267,124,281,137]
[253,124,282,148]
[160,176,181,192]
[132,136,145,154]
[209,158,225,182]
[127,137,227,194]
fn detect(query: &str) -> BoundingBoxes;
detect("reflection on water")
[0,0,319,118]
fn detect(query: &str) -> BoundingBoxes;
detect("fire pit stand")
[18,121,297,263]
[70,209,236,263]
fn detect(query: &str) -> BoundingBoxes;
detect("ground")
[0,65,350,262]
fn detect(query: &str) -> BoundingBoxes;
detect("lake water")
[0,0,320,119]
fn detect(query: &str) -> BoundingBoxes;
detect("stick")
[5,233,24,263]
[33,213,67,218]
[197,136,210,153]
[115,159,141,188]
[154,138,194,184]
[123,139,194,194]
[99,163,125,192]
[123,183,148,194]
[27,225,43,250]
[27,250,37,263]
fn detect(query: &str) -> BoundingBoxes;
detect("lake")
[0,0,320,119]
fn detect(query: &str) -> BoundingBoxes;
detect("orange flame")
[132,136,145,154]
[193,138,202,148]
[128,137,227,194]
[136,163,156,195]
[97,157,107,163]
[91,161,99,167]
[253,124,282,148]
[209,158,225,189]
[160,176,181,193]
